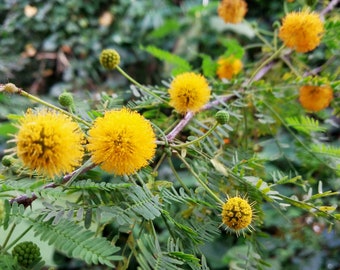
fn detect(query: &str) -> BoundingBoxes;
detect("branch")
[320,0,339,19]
[9,163,96,207]
[166,61,276,142]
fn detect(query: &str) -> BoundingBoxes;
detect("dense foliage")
[0,0,339,269]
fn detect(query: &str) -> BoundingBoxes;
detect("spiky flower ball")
[221,195,255,236]
[215,110,230,125]
[218,0,248,24]
[99,49,120,70]
[14,109,85,178]
[299,85,333,112]
[58,92,74,108]
[216,56,243,80]
[12,241,41,268]
[279,10,324,53]
[87,108,156,175]
[168,72,211,114]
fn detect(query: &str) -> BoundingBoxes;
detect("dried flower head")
[299,85,333,112]
[168,72,211,114]
[279,10,324,53]
[218,0,248,24]
[216,56,243,80]
[87,108,156,175]
[13,109,84,178]
[221,195,255,236]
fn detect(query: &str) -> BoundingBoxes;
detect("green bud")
[58,92,74,107]
[12,241,41,268]
[215,110,230,125]
[2,155,14,167]
[100,49,120,70]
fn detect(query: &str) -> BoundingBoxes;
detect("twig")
[320,0,339,19]
[9,163,96,207]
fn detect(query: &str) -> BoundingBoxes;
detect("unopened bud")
[215,110,230,125]
[99,49,120,70]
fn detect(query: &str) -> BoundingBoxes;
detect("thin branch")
[320,0,339,19]
[9,163,96,207]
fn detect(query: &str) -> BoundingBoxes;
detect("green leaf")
[141,45,192,75]
[33,218,122,267]
[200,53,217,78]
[219,38,245,59]
[285,116,326,135]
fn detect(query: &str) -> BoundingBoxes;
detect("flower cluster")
[221,195,255,236]
[216,56,243,80]
[87,108,156,176]
[299,85,334,112]
[218,0,248,24]
[279,10,324,53]
[14,109,85,178]
[168,72,211,114]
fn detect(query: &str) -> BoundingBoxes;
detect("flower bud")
[1,155,15,167]
[215,110,230,125]
[4,83,18,93]
[58,92,74,107]
[100,49,120,70]
[12,241,41,268]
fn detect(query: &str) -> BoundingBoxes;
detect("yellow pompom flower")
[299,85,333,112]
[279,10,324,53]
[168,72,211,114]
[14,109,84,178]
[216,56,243,80]
[218,0,248,24]
[221,195,255,236]
[87,108,156,175]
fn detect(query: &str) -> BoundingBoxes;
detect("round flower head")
[221,195,255,236]
[87,108,156,175]
[216,56,243,80]
[279,10,324,53]
[218,0,248,24]
[168,72,211,114]
[100,49,120,70]
[299,85,333,112]
[14,109,84,178]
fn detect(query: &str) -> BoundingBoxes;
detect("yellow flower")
[87,108,156,175]
[15,109,84,178]
[168,72,211,114]
[279,10,324,53]
[299,85,333,112]
[216,56,243,80]
[221,195,255,236]
[218,0,248,24]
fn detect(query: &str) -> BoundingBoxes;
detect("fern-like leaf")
[32,218,122,267]
[137,235,184,270]
[311,143,340,158]
[141,45,192,75]
[285,116,326,135]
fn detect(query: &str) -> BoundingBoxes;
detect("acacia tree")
[0,0,339,269]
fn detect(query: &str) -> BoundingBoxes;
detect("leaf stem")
[1,223,16,252]
[171,122,219,148]
[116,66,166,103]
[3,225,33,253]
[175,153,224,204]
[18,88,91,127]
